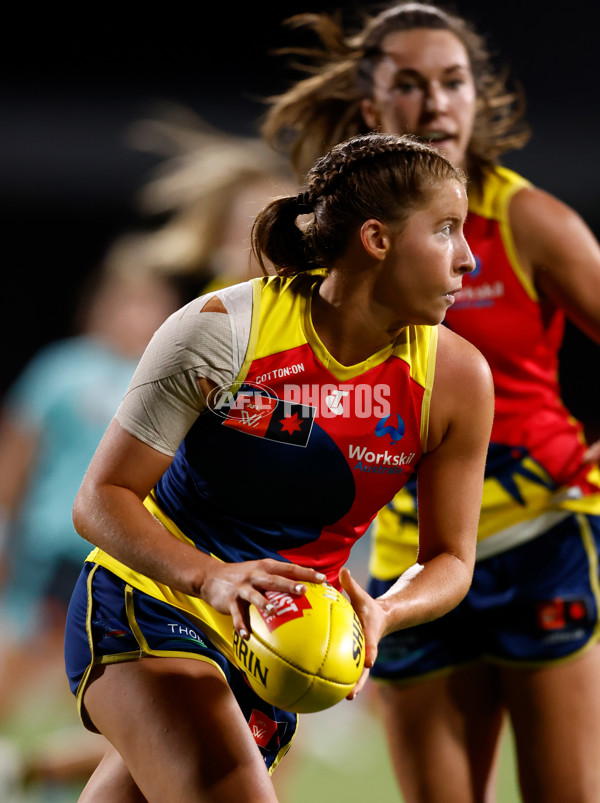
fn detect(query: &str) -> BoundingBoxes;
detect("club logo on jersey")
[208,382,315,447]
[535,597,589,632]
[248,709,278,748]
[93,618,129,640]
[375,413,405,444]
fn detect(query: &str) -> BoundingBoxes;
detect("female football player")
[64,132,493,802]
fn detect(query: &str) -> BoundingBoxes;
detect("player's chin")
[432,139,464,168]
[417,306,448,327]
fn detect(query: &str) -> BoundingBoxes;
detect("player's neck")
[311,280,402,366]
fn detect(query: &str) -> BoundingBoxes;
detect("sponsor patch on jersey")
[164,623,207,647]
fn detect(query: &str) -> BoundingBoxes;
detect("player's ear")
[361,219,390,260]
[361,98,380,129]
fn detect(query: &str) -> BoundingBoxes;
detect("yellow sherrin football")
[232,582,365,713]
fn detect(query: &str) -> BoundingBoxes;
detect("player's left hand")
[339,567,386,699]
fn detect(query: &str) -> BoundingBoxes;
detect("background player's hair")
[103,104,294,296]
[251,132,464,276]
[262,1,530,183]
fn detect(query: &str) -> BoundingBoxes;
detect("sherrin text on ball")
[232,582,365,713]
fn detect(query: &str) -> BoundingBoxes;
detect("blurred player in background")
[0,97,296,801]
[263,3,600,801]
[0,263,180,798]
[0,102,297,800]
[104,104,296,297]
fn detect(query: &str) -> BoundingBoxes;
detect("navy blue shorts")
[64,562,297,772]
[368,513,600,682]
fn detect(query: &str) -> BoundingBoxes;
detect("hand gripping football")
[232,582,365,713]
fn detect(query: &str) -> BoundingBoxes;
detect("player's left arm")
[342,329,494,673]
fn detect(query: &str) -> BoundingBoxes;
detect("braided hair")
[251,132,464,277]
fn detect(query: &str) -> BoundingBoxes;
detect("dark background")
[3,2,600,426]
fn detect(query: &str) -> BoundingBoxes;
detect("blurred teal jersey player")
[0,336,141,635]
[0,268,179,638]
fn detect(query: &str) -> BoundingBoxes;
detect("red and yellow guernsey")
[372,165,600,580]
[87,273,437,656]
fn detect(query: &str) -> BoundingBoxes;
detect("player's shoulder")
[210,278,256,313]
[436,325,493,395]
[469,164,531,220]
[176,278,255,320]
[474,161,576,233]
[508,181,578,228]
[156,281,255,348]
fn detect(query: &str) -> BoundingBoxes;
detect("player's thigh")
[375,662,505,803]
[83,656,278,803]
[501,643,600,803]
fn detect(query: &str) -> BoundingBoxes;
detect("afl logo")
[375,414,405,443]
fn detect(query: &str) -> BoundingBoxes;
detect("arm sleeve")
[115,286,251,456]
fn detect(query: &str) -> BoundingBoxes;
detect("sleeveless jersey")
[372,166,600,579]
[89,273,438,655]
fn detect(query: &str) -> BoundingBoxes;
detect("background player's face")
[361,29,476,169]
[374,178,474,326]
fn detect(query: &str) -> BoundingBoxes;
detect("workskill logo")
[348,412,412,475]
[375,413,405,443]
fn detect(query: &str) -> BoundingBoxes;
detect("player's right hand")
[199,558,326,638]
